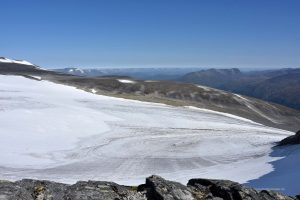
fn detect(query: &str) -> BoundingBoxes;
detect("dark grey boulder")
[142,175,195,200]
[278,130,300,146]
[188,178,261,200]
[188,178,297,200]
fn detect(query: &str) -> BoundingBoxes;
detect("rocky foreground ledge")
[0,175,299,200]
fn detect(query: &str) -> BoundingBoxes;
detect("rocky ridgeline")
[0,175,298,200]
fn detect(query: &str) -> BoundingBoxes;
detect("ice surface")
[0,75,296,194]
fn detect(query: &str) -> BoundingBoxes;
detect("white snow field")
[0,76,294,189]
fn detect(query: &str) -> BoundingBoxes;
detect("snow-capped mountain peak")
[67,67,84,73]
[0,57,34,66]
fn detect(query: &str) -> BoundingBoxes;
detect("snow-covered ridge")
[0,57,35,66]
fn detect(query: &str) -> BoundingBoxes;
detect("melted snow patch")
[197,85,212,91]
[235,94,248,101]
[118,79,136,84]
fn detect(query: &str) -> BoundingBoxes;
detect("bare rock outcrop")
[278,130,300,146]
[0,175,298,200]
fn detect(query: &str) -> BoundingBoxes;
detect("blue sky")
[1,0,300,68]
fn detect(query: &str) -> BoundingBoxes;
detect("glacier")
[0,75,294,189]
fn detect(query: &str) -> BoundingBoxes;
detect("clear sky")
[1,0,300,69]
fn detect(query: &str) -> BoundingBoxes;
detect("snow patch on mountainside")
[185,106,259,124]
[196,85,212,91]
[69,68,84,73]
[234,94,281,124]
[90,88,97,93]
[0,75,296,194]
[27,75,42,80]
[118,79,136,84]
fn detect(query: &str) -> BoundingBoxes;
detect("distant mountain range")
[3,55,298,111]
[54,67,204,80]
[56,66,300,110]
[1,59,300,132]
[4,56,298,111]
[179,68,242,88]
[179,68,300,110]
